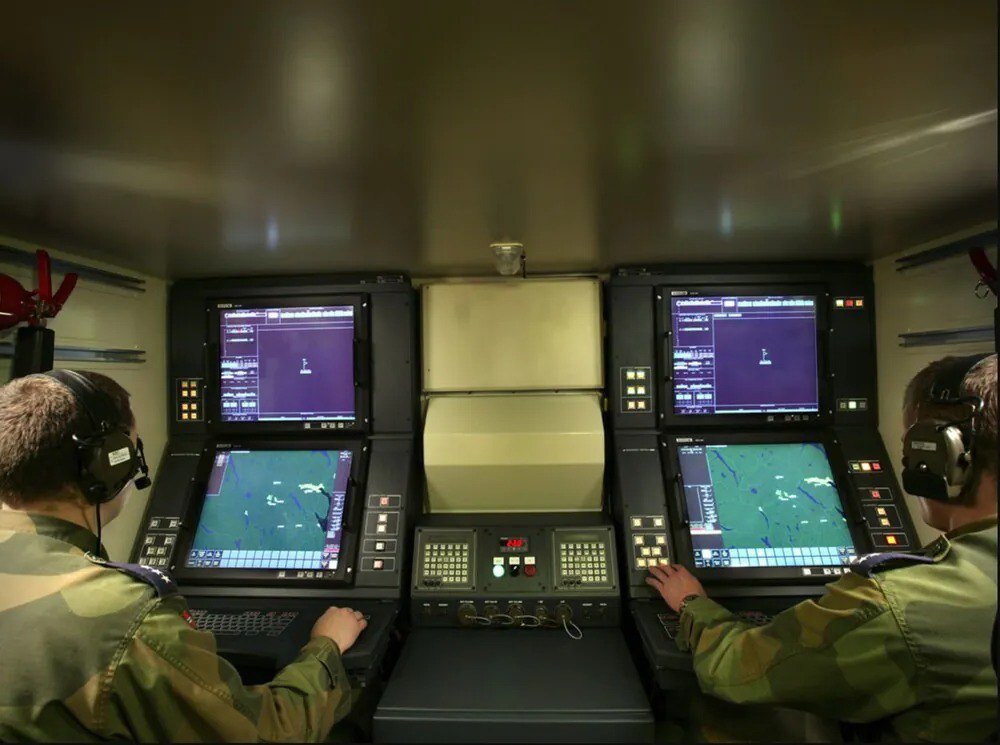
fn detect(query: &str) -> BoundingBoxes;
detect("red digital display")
[499,536,529,552]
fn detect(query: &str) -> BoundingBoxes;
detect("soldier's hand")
[311,606,368,653]
[646,563,706,612]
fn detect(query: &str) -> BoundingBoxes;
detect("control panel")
[411,525,620,630]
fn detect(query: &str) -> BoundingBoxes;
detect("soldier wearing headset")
[647,353,998,742]
[0,370,367,742]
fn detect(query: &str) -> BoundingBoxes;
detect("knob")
[509,564,520,577]
[524,564,537,577]
[458,603,477,626]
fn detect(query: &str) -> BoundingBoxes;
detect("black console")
[132,274,419,686]
[606,263,921,705]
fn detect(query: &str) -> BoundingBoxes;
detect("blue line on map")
[806,442,826,456]
[243,490,252,501]
[292,495,302,510]
[750,487,758,494]
[786,525,794,545]
[720,524,732,532]
[322,451,332,467]
[761,536,772,548]
[759,510,771,528]
[835,505,845,519]
[243,513,250,529]
[711,450,739,485]
[234,539,241,549]
[202,526,215,534]
[797,486,822,506]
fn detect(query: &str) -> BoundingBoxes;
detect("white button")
[626,370,636,380]
[375,541,386,551]
[144,536,155,545]
[636,386,646,395]
[627,386,636,395]
[373,560,384,570]
[525,556,536,565]
[637,370,646,380]
[634,536,644,545]
[651,547,662,556]
[631,518,642,528]
[376,525,387,534]
[508,556,521,566]
[637,401,646,410]
[378,514,388,524]
[641,547,651,556]
[627,401,636,410]
[659,559,669,566]
[492,564,505,578]
[652,517,665,527]
[494,557,504,565]
[655,535,666,545]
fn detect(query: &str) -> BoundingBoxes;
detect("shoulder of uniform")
[849,551,936,578]
[84,555,179,598]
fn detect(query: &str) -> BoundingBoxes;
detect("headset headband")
[927,353,991,404]
[44,369,124,436]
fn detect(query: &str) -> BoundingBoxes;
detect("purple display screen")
[219,305,355,423]
[671,295,819,415]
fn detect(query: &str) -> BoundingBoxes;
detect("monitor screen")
[677,441,856,569]
[186,449,352,571]
[219,305,355,423]
[671,295,820,415]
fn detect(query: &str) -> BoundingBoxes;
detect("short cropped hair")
[0,371,135,507]
[904,354,998,481]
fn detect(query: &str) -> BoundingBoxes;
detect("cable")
[562,617,583,641]
[94,502,102,557]
[491,613,516,627]
[469,615,493,626]
[515,614,542,628]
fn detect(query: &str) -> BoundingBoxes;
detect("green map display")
[190,450,342,554]
[702,443,852,550]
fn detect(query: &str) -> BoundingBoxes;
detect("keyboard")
[189,610,299,637]
[656,610,774,639]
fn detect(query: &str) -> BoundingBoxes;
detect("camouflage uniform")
[676,516,998,742]
[0,511,352,742]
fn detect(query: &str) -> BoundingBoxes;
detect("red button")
[872,463,881,471]
[524,565,537,577]
[846,299,854,307]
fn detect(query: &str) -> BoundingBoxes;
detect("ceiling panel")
[0,0,995,278]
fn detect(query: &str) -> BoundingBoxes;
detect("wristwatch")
[678,593,704,615]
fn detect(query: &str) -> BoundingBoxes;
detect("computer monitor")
[674,437,858,579]
[214,299,361,426]
[178,446,358,584]
[670,294,821,416]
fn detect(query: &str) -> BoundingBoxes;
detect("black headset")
[42,370,151,504]
[901,353,992,502]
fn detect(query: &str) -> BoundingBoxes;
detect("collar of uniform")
[0,510,108,559]
[945,515,998,542]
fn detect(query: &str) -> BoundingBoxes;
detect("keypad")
[558,541,608,586]
[139,531,176,568]
[422,542,470,585]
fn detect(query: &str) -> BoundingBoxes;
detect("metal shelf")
[0,342,145,363]
[897,325,994,348]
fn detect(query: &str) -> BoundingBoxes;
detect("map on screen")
[678,442,856,569]
[187,449,351,571]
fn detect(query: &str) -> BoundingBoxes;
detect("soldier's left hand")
[646,563,706,612]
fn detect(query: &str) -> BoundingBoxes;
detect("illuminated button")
[848,401,857,410]
[637,370,646,380]
[880,519,890,526]
[627,386,636,395]
[376,525,387,534]
[655,535,667,545]
[373,560,384,570]
[181,381,190,388]
[525,556,536,565]
[886,535,898,545]
[652,517,665,528]
[845,299,854,307]
[851,463,861,472]
[856,299,864,308]
[377,514,388,524]
[494,557,504,565]
[651,547,662,557]
[144,536,155,545]
[636,386,646,395]
[637,401,646,410]
[627,401,636,410]
[637,558,647,568]
[872,462,882,471]
[876,508,886,516]
[861,462,871,472]
[375,541,386,551]
[659,559,669,566]
[634,536,645,546]
[508,556,521,566]
[182,390,190,398]
[181,403,189,411]
[181,413,190,420]
[835,299,845,307]
[641,548,651,556]
[492,564,505,579]
[190,404,198,414]
[379,497,390,507]
[626,370,636,380]
[631,518,643,528]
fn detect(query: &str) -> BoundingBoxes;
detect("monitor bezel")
[662,430,867,585]
[659,285,831,427]
[206,294,370,434]
[171,438,368,588]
